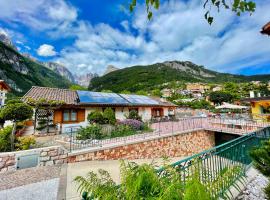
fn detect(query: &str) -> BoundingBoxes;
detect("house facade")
[242,96,270,121]
[23,87,177,133]
[0,80,10,107]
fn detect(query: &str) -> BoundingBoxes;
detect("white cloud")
[54,0,270,75]
[37,44,57,57]
[1,0,270,75]
[0,0,77,30]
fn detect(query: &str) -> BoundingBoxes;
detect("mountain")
[0,41,71,96]
[74,73,98,87]
[89,61,270,92]
[103,65,119,75]
[0,30,16,49]
[42,62,75,83]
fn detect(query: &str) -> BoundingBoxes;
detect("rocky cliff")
[42,62,75,83]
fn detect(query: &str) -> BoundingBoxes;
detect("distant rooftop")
[242,96,270,102]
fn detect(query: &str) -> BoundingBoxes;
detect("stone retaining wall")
[0,146,68,173]
[68,130,215,162]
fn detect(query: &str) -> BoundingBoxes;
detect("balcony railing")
[156,126,270,198]
[65,116,270,152]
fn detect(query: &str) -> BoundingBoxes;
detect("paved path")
[236,172,268,200]
[66,157,184,200]
[0,166,62,200]
[0,178,59,200]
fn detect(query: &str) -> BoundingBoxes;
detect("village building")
[0,80,10,106]
[23,86,177,133]
[242,96,270,120]
[212,85,223,92]
[185,83,210,98]
[161,88,173,98]
[186,83,210,92]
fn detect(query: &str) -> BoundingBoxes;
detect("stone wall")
[68,130,215,162]
[0,153,15,173]
[0,146,68,173]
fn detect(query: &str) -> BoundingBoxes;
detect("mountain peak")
[74,73,98,87]
[42,62,75,83]
[103,65,119,75]
[0,29,17,50]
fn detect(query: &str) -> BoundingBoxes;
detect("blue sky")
[0,0,269,76]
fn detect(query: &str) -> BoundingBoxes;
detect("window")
[63,109,77,122]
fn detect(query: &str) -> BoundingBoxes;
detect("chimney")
[249,91,255,98]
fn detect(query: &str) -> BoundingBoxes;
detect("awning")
[215,102,248,110]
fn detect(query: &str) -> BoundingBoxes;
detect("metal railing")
[66,117,270,152]
[157,127,270,199]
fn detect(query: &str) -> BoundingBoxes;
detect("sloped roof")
[0,80,11,91]
[261,21,270,35]
[23,86,177,107]
[23,86,79,104]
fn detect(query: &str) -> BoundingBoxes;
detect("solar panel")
[77,91,129,104]
[120,94,160,105]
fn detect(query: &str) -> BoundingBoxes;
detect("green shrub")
[250,140,270,199]
[103,108,116,125]
[111,125,135,138]
[76,124,103,140]
[75,160,184,199]
[127,110,142,121]
[16,136,36,150]
[87,111,105,124]
[264,183,270,199]
[0,126,13,152]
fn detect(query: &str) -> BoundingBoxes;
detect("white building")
[23,87,177,133]
[0,80,10,106]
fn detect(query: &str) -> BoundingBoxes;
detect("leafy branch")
[129,0,256,24]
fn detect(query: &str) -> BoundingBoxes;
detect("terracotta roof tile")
[23,86,78,105]
[261,21,270,35]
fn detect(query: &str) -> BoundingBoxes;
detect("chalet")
[0,80,11,106]
[23,86,177,132]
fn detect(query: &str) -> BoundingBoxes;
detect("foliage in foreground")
[129,0,255,25]
[0,126,36,152]
[250,140,270,199]
[74,160,244,200]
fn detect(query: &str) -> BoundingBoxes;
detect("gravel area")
[237,173,269,200]
[0,165,61,190]
[0,178,59,200]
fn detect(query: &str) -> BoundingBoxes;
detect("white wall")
[82,106,174,124]
[138,107,152,121]
[115,107,129,121]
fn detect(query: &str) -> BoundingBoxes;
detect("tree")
[257,83,270,96]
[103,108,116,125]
[209,91,233,105]
[129,0,256,25]
[0,102,33,151]
[151,89,162,97]
[69,85,87,91]
[135,90,148,95]
[101,89,113,93]
[120,90,131,94]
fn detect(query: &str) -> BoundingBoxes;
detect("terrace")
[60,116,270,152]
